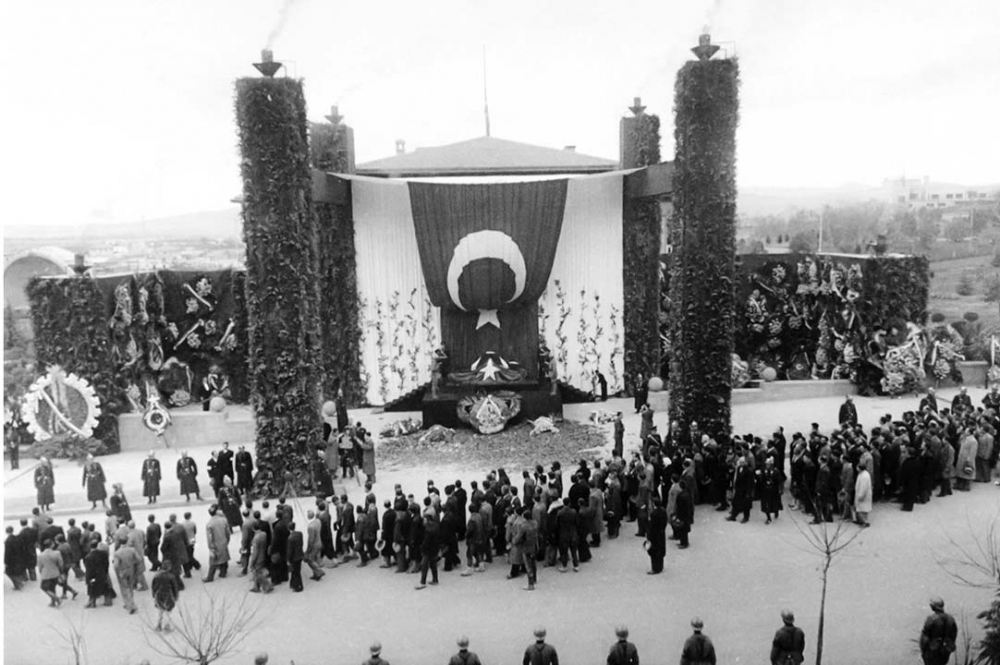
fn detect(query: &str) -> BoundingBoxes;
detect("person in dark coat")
[141,451,162,504]
[82,454,107,509]
[176,451,202,501]
[338,495,356,561]
[83,542,115,607]
[673,480,694,549]
[235,445,254,496]
[810,456,834,524]
[680,618,716,665]
[151,568,180,631]
[269,512,290,585]
[633,373,648,414]
[109,483,132,524]
[606,626,639,665]
[596,372,608,401]
[318,502,335,561]
[771,610,806,665]
[314,454,334,499]
[899,447,923,512]
[727,457,754,523]
[759,457,784,524]
[218,442,235,483]
[556,501,579,572]
[18,519,38,581]
[34,457,55,511]
[4,526,26,590]
[218,477,244,528]
[159,517,189,590]
[415,513,441,589]
[523,627,558,665]
[380,500,398,568]
[646,497,667,575]
[207,451,223,498]
[286,522,305,592]
[838,396,858,426]
[613,413,625,458]
[919,388,939,414]
[145,514,162,571]
[920,597,957,665]
[66,518,85,579]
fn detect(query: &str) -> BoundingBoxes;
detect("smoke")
[703,0,725,33]
[265,0,300,49]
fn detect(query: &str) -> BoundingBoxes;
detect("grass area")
[928,254,1000,330]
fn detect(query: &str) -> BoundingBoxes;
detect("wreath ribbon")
[36,385,89,438]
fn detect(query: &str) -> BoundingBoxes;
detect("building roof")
[355,136,619,177]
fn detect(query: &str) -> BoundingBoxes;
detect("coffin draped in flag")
[409,180,568,376]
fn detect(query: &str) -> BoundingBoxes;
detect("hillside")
[3,208,241,241]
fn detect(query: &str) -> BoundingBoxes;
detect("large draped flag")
[409,180,568,375]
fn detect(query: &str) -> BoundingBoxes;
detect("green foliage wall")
[621,113,662,387]
[236,76,323,496]
[27,277,121,452]
[668,58,740,441]
[310,120,366,406]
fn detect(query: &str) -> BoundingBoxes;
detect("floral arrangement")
[731,354,750,388]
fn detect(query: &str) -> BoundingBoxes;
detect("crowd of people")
[6,385,995,664]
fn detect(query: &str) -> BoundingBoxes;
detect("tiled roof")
[356,136,618,177]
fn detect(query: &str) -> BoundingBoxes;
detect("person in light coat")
[954,428,978,492]
[203,506,232,582]
[854,465,872,528]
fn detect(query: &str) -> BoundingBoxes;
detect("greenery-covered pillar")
[235,76,323,495]
[620,101,662,389]
[668,52,740,440]
[310,109,366,406]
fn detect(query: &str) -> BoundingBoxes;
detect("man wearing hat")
[770,610,805,664]
[363,641,389,665]
[680,617,716,665]
[523,627,558,665]
[951,386,973,416]
[448,636,483,665]
[606,625,639,665]
[920,597,957,665]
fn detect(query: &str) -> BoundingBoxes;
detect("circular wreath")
[143,402,172,436]
[21,366,101,441]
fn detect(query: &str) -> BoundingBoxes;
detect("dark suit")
[647,505,667,573]
[269,520,289,584]
[286,530,304,591]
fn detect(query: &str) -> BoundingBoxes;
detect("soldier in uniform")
[770,610,805,664]
[920,597,957,665]
[606,625,639,665]
[82,454,107,510]
[141,451,162,504]
[176,450,202,501]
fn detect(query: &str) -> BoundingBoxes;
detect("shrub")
[985,274,1000,303]
[964,311,980,322]
[957,271,974,296]
[931,312,946,323]
[27,434,107,461]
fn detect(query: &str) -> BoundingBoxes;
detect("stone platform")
[118,404,255,452]
[422,383,563,428]
[647,378,856,411]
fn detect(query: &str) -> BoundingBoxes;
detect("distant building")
[881,176,999,210]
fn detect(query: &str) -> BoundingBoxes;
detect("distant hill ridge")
[4,208,241,240]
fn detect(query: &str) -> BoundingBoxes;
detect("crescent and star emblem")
[446,230,527,329]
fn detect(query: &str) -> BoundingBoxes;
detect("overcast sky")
[4,0,999,228]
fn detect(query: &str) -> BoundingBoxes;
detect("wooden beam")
[311,170,351,205]
[624,162,673,199]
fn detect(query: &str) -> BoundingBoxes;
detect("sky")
[3,0,999,228]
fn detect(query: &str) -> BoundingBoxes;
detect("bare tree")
[142,588,266,665]
[788,508,865,665]
[54,615,89,665]
[936,510,1000,665]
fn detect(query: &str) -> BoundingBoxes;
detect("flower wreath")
[21,366,101,441]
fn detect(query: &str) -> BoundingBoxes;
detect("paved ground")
[4,387,999,664]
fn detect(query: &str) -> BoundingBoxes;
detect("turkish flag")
[409,179,568,377]
[409,180,567,314]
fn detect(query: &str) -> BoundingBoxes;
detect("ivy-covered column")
[27,277,121,452]
[668,50,740,440]
[620,102,662,389]
[310,110,365,406]
[235,76,323,496]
